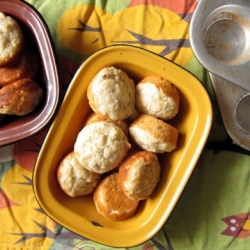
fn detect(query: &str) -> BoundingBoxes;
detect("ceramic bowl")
[0,0,60,146]
[33,45,212,247]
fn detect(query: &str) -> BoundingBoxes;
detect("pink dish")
[0,0,60,146]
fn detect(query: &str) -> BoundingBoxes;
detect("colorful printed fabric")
[1,0,250,249]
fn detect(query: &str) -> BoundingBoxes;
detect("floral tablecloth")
[1,0,250,249]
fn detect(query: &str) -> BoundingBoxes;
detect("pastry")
[118,150,160,200]
[0,49,38,87]
[135,76,180,120]
[0,78,43,116]
[93,173,139,220]
[84,112,129,138]
[57,151,101,197]
[87,66,135,120]
[0,12,24,66]
[74,121,131,174]
[129,114,178,153]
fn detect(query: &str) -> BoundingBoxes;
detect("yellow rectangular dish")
[33,45,212,247]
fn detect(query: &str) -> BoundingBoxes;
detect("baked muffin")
[129,114,178,153]
[0,12,24,66]
[0,49,38,87]
[84,112,129,138]
[118,151,160,200]
[74,121,131,174]
[93,173,139,220]
[0,78,43,116]
[87,66,135,120]
[135,76,180,120]
[57,151,101,197]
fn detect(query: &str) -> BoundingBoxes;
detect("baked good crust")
[135,76,180,120]
[84,112,129,138]
[57,151,101,197]
[93,173,139,220]
[74,121,131,174]
[0,49,38,87]
[0,12,24,66]
[87,66,135,120]
[129,114,178,153]
[118,150,160,200]
[0,78,43,116]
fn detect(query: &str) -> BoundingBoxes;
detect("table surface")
[1,0,250,249]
